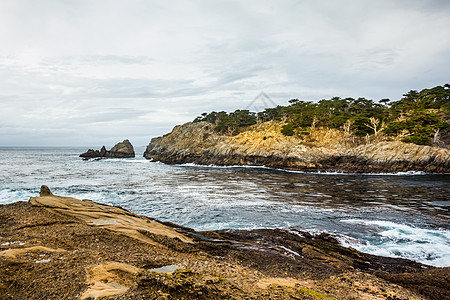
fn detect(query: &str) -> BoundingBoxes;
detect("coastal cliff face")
[144,122,450,173]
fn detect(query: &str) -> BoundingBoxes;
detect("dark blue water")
[0,147,449,266]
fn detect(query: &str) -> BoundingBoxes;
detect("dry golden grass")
[232,122,372,150]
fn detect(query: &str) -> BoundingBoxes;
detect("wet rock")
[99,145,107,156]
[80,139,135,159]
[1,189,448,300]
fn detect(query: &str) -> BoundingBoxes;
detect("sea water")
[0,147,449,267]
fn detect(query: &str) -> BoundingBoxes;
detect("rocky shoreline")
[0,186,449,299]
[144,122,450,173]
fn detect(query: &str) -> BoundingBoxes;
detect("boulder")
[80,140,135,159]
[106,139,135,158]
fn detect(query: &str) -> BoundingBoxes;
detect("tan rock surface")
[0,187,447,299]
[144,121,450,173]
[30,186,192,245]
[80,262,141,299]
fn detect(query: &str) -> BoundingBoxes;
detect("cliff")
[1,186,448,299]
[80,139,135,159]
[144,121,450,173]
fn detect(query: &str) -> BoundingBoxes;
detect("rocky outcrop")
[1,187,448,299]
[144,122,450,173]
[80,139,135,159]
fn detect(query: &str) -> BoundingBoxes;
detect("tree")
[365,117,384,136]
[343,119,354,137]
[194,84,450,146]
[379,98,390,106]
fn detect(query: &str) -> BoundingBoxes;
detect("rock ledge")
[0,186,448,299]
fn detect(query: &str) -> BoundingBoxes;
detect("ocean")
[0,147,449,267]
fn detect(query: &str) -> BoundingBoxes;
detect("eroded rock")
[80,139,135,159]
[0,187,447,299]
[144,121,450,173]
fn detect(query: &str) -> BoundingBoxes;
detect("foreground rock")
[80,139,135,159]
[0,186,448,299]
[144,122,450,173]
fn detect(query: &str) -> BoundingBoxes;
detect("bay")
[0,147,449,266]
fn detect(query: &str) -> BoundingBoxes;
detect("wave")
[340,219,450,267]
[175,162,271,170]
[0,188,36,205]
[170,162,433,176]
[82,157,148,163]
[274,169,429,176]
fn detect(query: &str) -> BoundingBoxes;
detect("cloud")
[0,0,449,146]
[79,55,155,65]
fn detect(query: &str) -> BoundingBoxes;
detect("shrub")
[281,123,295,136]
[401,133,432,145]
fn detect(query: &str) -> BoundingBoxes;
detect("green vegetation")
[297,286,336,300]
[194,110,257,134]
[194,84,450,146]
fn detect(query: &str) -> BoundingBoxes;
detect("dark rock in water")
[80,139,135,159]
[99,146,107,156]
[79,149,100,158]
[106,139,135,158]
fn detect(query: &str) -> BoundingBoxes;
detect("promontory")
[144,84,450,173]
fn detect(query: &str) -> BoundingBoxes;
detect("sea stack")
[80,139,135,159]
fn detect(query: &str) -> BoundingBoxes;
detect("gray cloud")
[79,55,155,65]
[0,0,449,146]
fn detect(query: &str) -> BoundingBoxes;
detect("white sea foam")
[196,222,281,231]
[334,235,367,248]
[340,220,450,267]
[148,160,440,176]
[176,162,271,170]
[281,169,429,176]
[0,189,34,204]
[100,158,148,164]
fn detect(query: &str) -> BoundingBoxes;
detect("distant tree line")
[193,84,450,146]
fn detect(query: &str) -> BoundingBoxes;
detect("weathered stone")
[99,146,107,156]
[106,139,135,158]
[80,140,135,159]
[144,122,450,173]
[40,185,53,196]
[0,188,447,299]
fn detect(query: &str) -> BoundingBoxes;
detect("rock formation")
[80,139,135,159]
[144,121,450,173]
[0,186,448,299]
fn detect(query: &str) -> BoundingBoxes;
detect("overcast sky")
[0,0,449,147]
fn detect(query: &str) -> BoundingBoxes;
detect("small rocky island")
[0,186,448,299]
[80,139,135,159]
